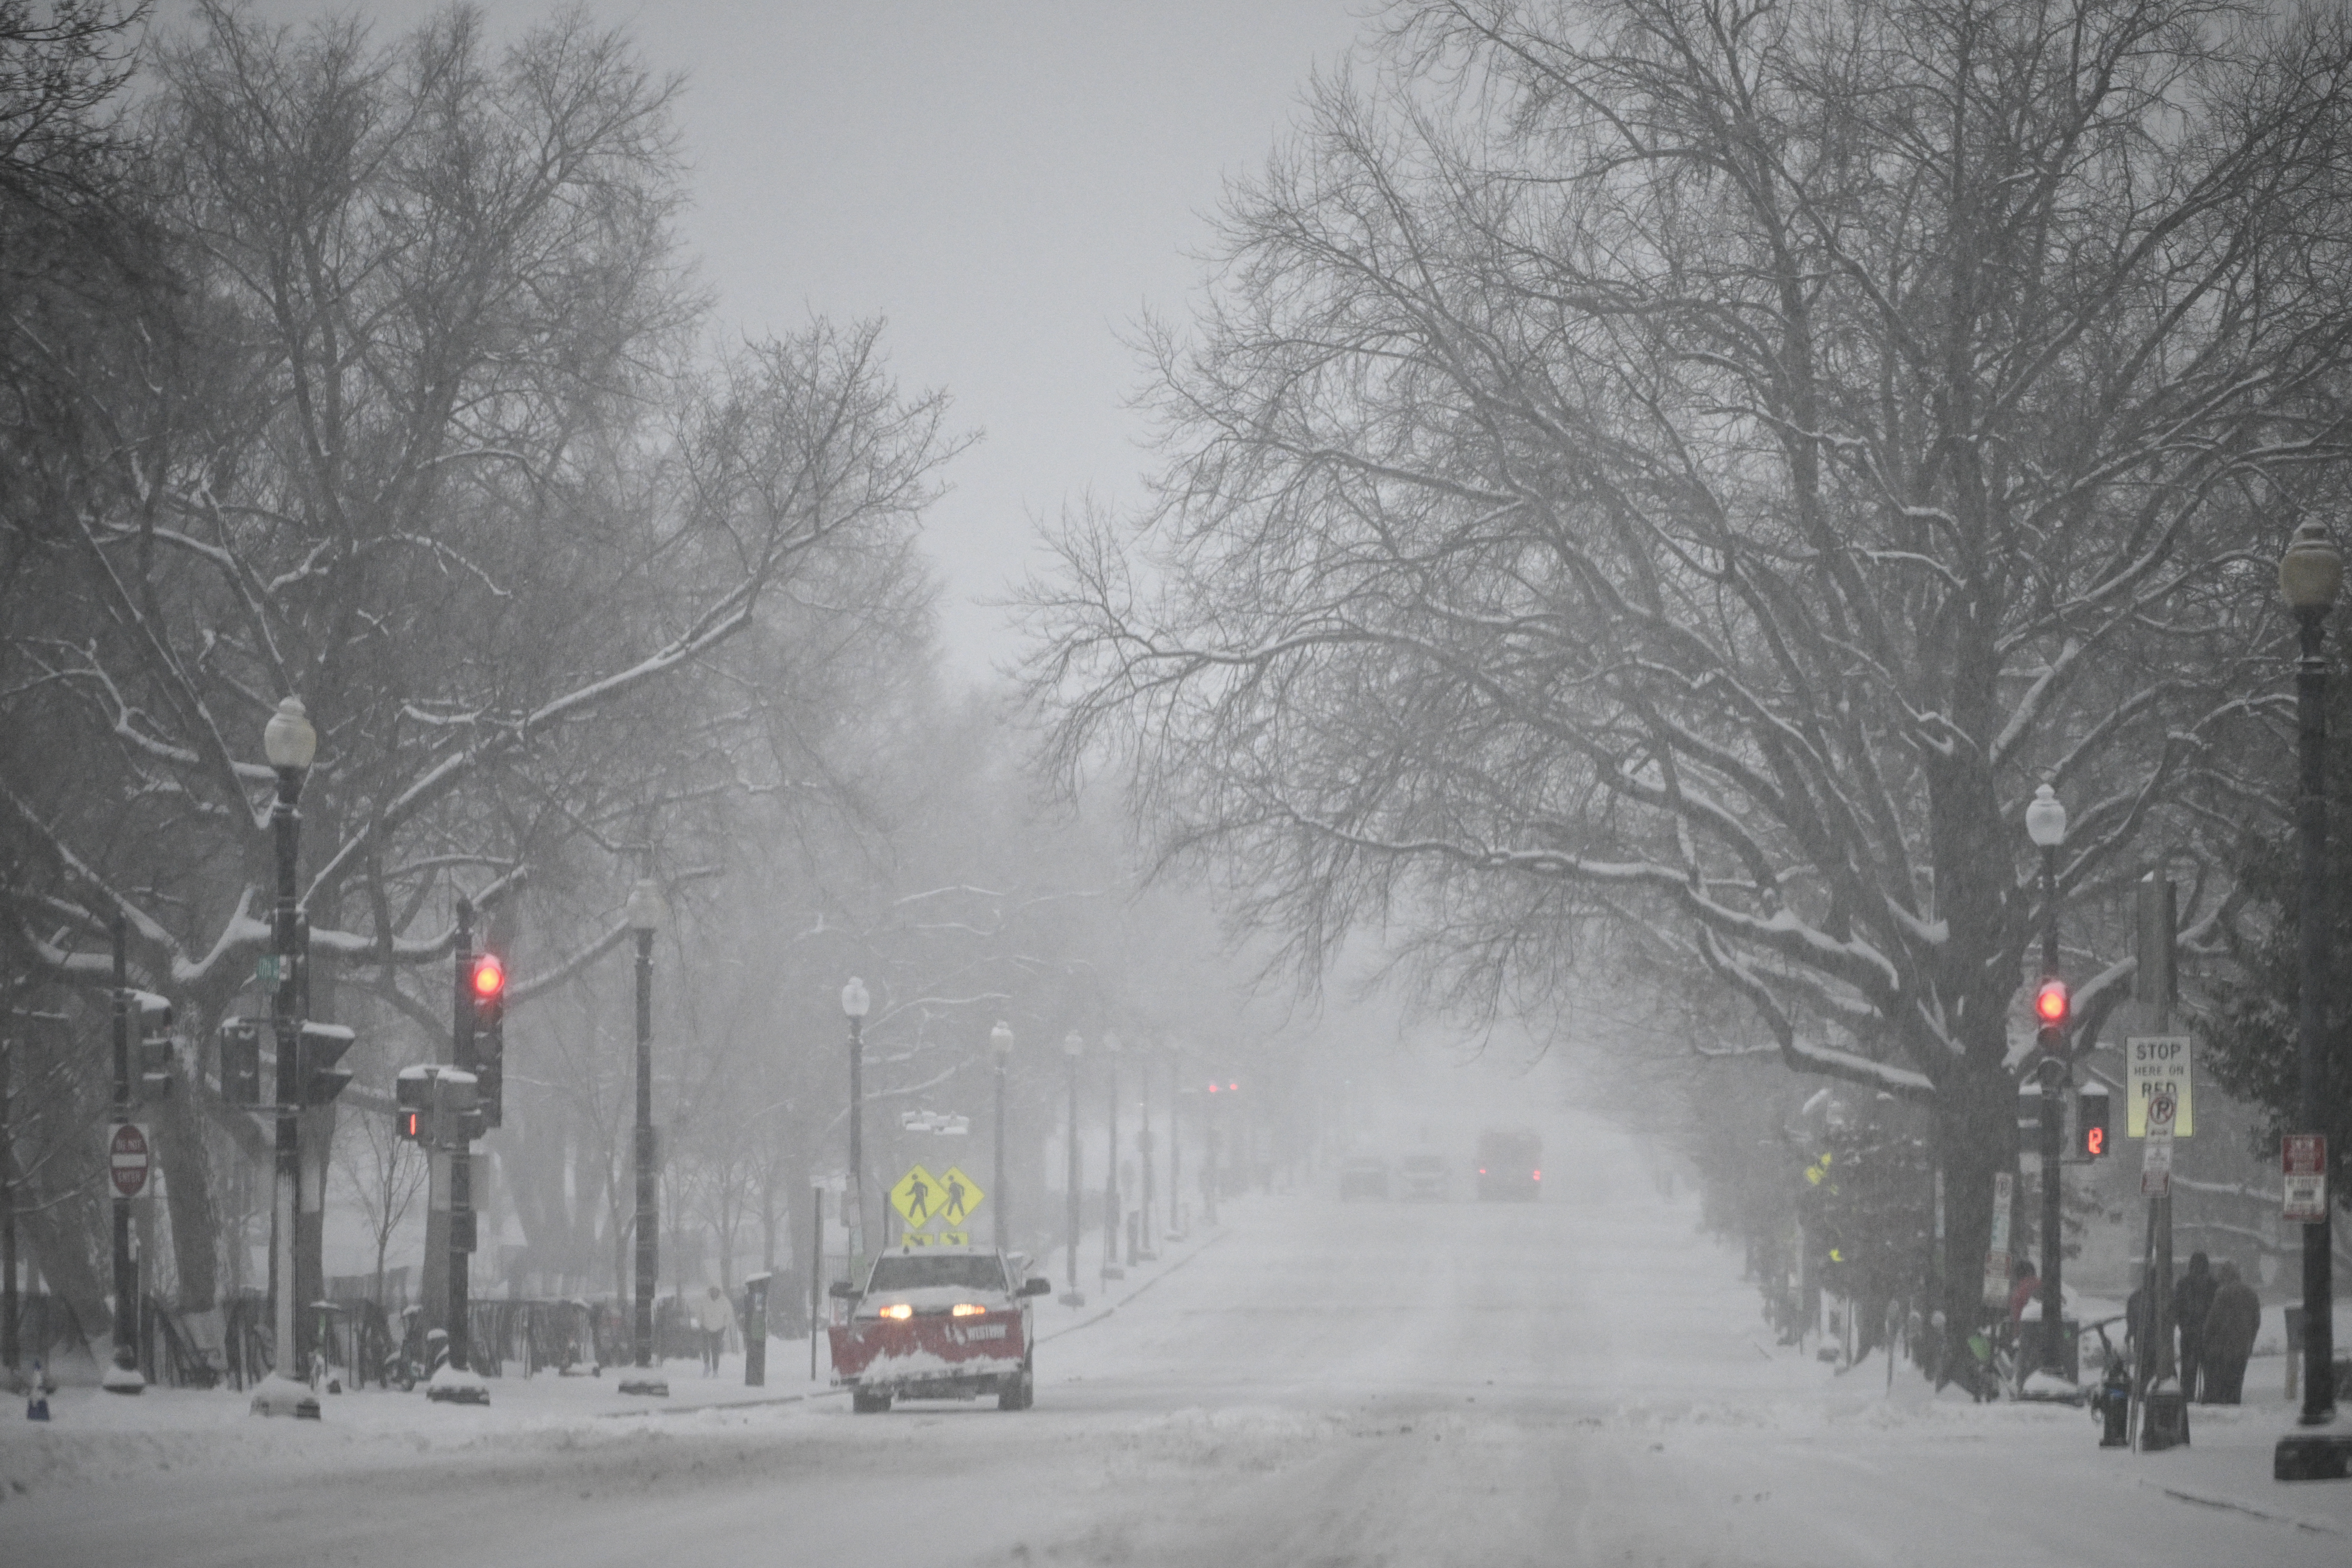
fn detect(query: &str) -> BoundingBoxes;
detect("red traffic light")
[471,952,506,1000]
[2033,978,2068,1027]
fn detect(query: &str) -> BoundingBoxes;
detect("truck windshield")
[866,1255,1007,1293]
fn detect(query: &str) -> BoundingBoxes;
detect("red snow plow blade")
[829,1310,1026,1399]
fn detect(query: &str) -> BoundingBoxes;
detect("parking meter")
[743,1273,771,1387]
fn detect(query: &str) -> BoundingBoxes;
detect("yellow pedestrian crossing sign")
[889,1165,942,1227]
[888,1163,985,1236]
[937,1166,983,1227]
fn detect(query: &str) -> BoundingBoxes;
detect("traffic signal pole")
[633,919,658,1367]
[448,900,477,1375]
[108,916,140,1391]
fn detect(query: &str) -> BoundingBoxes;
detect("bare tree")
[1028,0,2352,1338]
[0,5,959,1318]
[331,1103,425,1309]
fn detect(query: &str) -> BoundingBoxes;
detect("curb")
[2139,1477,2344,1535]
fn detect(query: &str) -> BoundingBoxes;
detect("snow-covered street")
[8,1113,2348,1567]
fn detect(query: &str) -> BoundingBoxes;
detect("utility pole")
[2137,873,2185,1449]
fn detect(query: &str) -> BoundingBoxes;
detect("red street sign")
[2284,1133,2326,1175]
[108,1122,151,1199]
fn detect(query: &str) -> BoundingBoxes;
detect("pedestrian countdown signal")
[2074,1083,2111,1160]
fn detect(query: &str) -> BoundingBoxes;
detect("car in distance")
[827,1244,1050,1412]
[1397,1151,1450,1200]
[1475,1127,1542,1201]
[1339,1154,1390,1200]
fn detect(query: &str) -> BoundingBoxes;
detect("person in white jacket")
[695,1284,734,1375]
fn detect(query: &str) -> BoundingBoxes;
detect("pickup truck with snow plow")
[828,1245,1051,1412]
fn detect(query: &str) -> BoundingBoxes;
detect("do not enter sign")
[108,1122,152,1199]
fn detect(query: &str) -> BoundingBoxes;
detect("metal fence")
[6,1288,806,1388]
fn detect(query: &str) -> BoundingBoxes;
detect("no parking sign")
[2125,1035,2193,1137]
[2283,1134,2327,1223]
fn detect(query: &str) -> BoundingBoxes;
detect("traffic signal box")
[215,1018,356,1108]
[2028,1079,2113,1160]
[395,1064,482,1146]
[135,995,174,1101]
[219,1020,264,1106]
[2034,978,2069,1031]
[298,1022,357,1106]
[2075,1083,2111,1160]
[469,953,506,1128]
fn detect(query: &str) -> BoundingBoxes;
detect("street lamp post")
[255,696,315,1415]
[1137,1048,1156,1262]
[1169,1065,1185,1241]
[2025,783,2069,1377]
[627,879,664,1370]
[990,1021,1014,1252]
[2282,520,2342,1432]
[842,977,871,1271]
[1101,1030,1124,1286]
[1203,1080,1221,1227]
[1060,1032,1084,1307]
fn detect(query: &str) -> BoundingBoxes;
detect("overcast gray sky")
[217,1,1379,673]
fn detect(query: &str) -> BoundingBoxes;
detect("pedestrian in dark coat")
[2201,1261,2260,1405]
[2173,1252,2217,1401]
